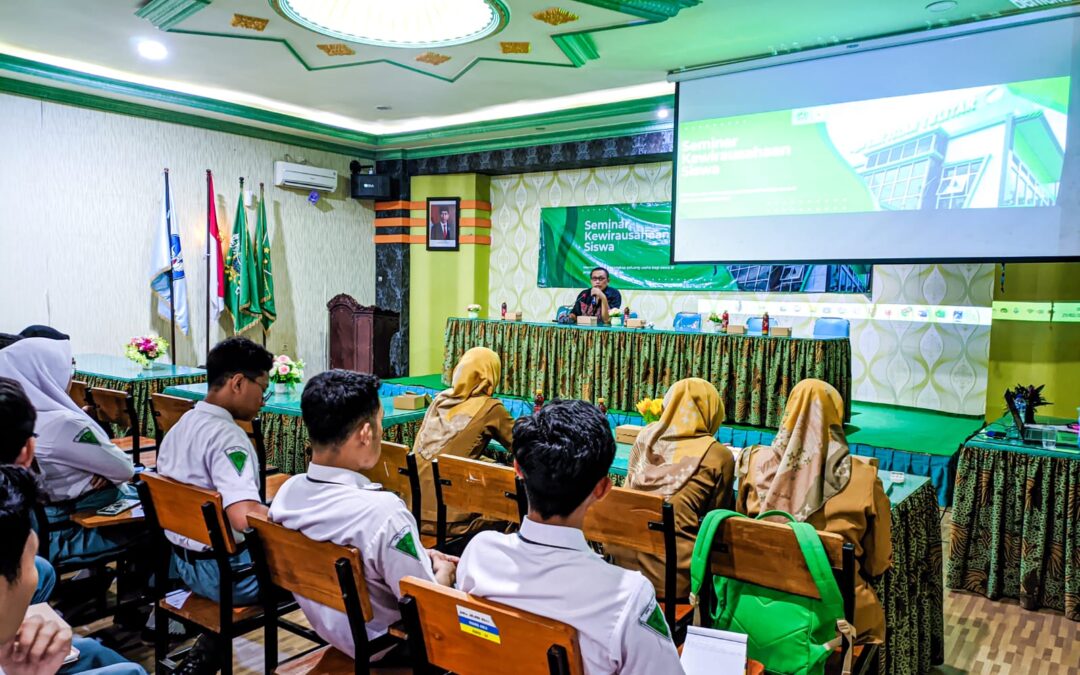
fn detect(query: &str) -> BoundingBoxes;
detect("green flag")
[225,190,260,335]
[255,186,276,333]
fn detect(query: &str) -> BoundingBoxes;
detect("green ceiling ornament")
[136,0,212,30]
[573,0,701,22]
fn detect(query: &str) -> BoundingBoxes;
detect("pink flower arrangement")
[270,354,305,385]
[125,335,168,367]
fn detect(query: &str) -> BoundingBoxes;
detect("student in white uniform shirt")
[154,337,272,675]
[269,370,457,662]
[0,339,138,566]
[456,399,685,675]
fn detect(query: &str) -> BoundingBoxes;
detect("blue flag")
[150,171,189,334]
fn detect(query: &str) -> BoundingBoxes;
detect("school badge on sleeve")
[390,526,420,560]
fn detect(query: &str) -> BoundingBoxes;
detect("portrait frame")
[426,197,460,252]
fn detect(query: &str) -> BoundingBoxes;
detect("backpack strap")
[789,521,857,675]
[755,509,796,522]
[689,509,745,608]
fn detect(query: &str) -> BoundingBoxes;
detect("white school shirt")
[34,409,135,502]
[267,463,438,658]
[155,401,261,551]
[456,518,684,675]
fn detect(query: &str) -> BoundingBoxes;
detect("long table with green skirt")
[163,383,427,474]
[443,318,851,427]
[946,417,1080,621]
[75,354,206,438]
[493,437,942,675]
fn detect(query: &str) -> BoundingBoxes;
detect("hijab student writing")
[412,347,514,538]
[736,379,892,643]
[608,378,735,598]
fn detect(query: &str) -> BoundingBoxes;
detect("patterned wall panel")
[487,162,993,414]
[0,92,375,374]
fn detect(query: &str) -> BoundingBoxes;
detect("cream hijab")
[627,378,725,497]
[413,347,501,460]
[740,379,851,521]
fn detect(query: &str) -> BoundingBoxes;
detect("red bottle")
[597,397,607,415]
[762,312,770,335]
[501,302,507,319]
[721,310,729,331]
[533,389,545,415]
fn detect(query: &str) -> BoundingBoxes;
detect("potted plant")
[636,397,664,424]
[609,308,623,327]
[466,304,482,320]
[1009,383,1050,425]
[271,354,305,395]
[707,312,724,333]
[125,335,168,369]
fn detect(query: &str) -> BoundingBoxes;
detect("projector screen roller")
[672,16,1080,264]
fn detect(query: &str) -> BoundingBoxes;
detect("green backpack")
[689,509,856,675]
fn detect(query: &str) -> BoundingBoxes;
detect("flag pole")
[205,170,212,362]
[239,175,245,341]
[164,168,176,364]
[259,181,267,349]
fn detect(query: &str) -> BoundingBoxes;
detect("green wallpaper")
[487,162,993,414]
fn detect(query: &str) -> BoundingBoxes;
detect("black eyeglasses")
[590,275,607,281]
[245,374,272,402]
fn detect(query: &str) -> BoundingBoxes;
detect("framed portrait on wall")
[426,197,460,251]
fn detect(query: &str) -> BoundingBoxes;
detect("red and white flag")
[207,171,225,320]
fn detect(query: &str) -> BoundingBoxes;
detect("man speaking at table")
[568,266,621,324]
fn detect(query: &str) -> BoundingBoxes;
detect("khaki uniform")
[737,447,892,642]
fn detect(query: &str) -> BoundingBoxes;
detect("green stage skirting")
[443,318,852,428]
[947,417,1080,621]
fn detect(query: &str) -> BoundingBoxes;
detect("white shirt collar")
[518,517,591,552]
[306,462,376,489]
[194,400,235,423]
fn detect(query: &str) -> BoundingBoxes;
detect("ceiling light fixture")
[657,107,670,120]
[925,1,958,12]
[274,0,508,49]
[136,39,168,61]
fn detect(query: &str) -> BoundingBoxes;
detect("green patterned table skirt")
[946,443,1080,621]
[261,412,423,475]
[877,478,945,675]
[81,374,206,438]
[443,318,851,427]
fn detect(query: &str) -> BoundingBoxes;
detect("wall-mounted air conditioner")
[273,161,337,192]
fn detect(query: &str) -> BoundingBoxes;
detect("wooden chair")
[400,576,585,675]
[246,513,403,674]
[432,455,527,550]
[693,516,878,675]
[149,392,194,444]
[360,441,422,525]
[135,473,300,675]
[582,487,689,642]
[69,380,93,413]
[87,387,156,467]
[236,417,278,502]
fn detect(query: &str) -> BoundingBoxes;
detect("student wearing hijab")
[0,338,138,565]
[412,347,514,538]
[736,378,892,643]
[608,378,735,598]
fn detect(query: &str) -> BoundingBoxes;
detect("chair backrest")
[88,387,136,432]
[360,441,421,524]
[150,393,195,437]
[69,380,92,411]
[673,312,702,332]
[400,576,585,675]
[433,456,525,546]
[813,317,850,338]
[555,305,572,321]
[138,472,238,555]
[246,513,373,621]
[746,316,764,334]
[583,487,671,558]
[236,417,270,501]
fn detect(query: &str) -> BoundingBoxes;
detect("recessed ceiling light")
[925,1,958,12]
[375,105,392,111]
[136,39,168,61]
[657,107,670,120]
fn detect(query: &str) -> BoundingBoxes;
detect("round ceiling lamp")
[275,0,509,49]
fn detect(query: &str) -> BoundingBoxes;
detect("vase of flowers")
[125,335,168,369]
[1009,383,1050,425]
[466,304,481,320]
[271,354,304,394]
[636,397,664,424]
[707,313,724,333]
[609,308,623,327]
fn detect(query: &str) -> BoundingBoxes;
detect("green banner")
[538,203,871,294]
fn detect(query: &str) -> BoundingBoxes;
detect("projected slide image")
[677,76,1070,220]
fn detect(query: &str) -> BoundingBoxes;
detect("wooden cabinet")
[326,295,400,377]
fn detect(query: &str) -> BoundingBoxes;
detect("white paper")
[131,505,145,518]
[164,589,192,610]
[680,626,748,675]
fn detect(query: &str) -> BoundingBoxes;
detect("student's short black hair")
[513,399,614,519]
[590,267,609,279]
[19,325,70,341]
[206,337,274,389]
[301,370,382,448]
[0,465,40,584]
[0,377,36,465]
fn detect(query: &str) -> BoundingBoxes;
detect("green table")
[946,416,1080,621]
[163,383,427,475]
[443,318,851,427]
[75,354,206,438]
